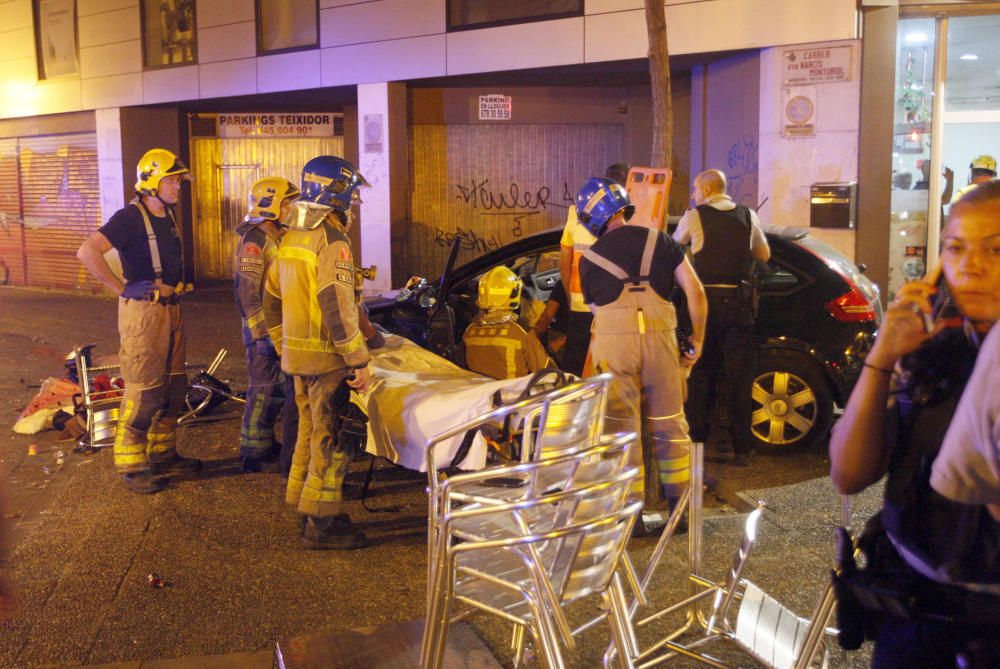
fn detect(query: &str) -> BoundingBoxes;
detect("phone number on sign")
[239,126,316,136]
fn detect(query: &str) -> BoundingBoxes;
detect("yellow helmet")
[477,266,522,311]
[135,148,190,195]
[970,154,997,174]
[248,177,300,221]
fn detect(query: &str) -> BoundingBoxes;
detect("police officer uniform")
[233,177,299,471]
[578,178,697,504]
[262,156,370,550]
[675,192,768,459]
[97,149,201,493]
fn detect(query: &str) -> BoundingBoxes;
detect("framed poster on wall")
[34,0,79,79]
[257,0,318,54]
[141,0,197,68]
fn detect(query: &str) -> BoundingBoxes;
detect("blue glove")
[121,280,156,301]
[254,337,277,358]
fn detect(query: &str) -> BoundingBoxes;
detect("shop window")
[33,0,79,79]
[447,0,582,32]
[257,0,318,54]
[141,0,197,69]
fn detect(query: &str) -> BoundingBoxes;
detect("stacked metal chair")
[72,345,123,450]
[422,465,643,669]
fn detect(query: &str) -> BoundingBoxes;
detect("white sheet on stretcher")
[353,334,534,472]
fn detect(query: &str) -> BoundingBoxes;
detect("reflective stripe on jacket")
[233,218,279,344]
[263,214,369,376]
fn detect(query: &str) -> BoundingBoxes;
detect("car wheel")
[749,350,833,454]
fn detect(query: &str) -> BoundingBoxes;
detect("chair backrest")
[519,373,612,463]
[734,582,812,669]
[707,504,765,632]
[75,347,122,448]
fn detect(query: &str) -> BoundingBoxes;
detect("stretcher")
[351,334,541,472]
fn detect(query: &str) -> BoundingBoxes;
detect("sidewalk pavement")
[1,286,874,668]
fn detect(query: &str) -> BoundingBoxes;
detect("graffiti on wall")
[726,135,759,206]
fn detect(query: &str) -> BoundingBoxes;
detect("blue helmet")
[300,156,370,210]
[575,177,634,237]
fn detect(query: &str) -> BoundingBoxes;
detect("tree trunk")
[645,0,672,169]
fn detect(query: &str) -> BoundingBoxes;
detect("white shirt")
[673,193,769,257]
[930,325,1000,504]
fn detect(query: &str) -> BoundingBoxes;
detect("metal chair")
[422,468,643,669]
[73,345,123,450]
[632,504,836,669]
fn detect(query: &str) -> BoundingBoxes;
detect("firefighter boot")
[149,452,203,475]
[122,471,166,494]
[242,444,283,473]
[301,514,369,550]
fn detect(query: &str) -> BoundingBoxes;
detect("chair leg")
[526,594,565,669]
[511,624,526,668]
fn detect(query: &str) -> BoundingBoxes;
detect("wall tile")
[78,0,138,17]
[80,41,142,78]
[257,49,321,93]
[320,0,444,48]
[199,58,257,99]
[0,27,35,62]
[198,22,256,63]
[585,0,642,12]
[321,34,444,86]
[321,0,370,7]
[197,0,254,28]
[79,6,141,48]
[0,0,33,31]
[143,65,199,104]
[82,73,143,109]
[34,78,84,116]
[447,18,583,76]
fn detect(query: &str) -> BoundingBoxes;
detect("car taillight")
[826,285,877,322]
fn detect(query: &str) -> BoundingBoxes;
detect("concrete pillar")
[356,82,408,293]
[96,108,125,225]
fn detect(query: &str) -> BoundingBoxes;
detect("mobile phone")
[923,263,955,332]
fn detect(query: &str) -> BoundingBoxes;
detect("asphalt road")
[0,285,872,668]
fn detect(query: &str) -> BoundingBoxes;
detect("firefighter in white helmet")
[463,266,552,380]
[76,148,201,494]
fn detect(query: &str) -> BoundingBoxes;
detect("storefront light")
[959,53,979,61]
[904,32,929,44]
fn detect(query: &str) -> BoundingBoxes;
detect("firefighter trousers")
[240,342,286,460]
[113,299,187,474]
[285,369,351,517]
[589,297,691,502]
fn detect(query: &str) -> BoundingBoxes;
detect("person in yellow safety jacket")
[76,148,202,494]
[952,154,997,203]
[577,177,707,521]
[234,177,300,473]
[464,266,552,380]
[263,155,371,550]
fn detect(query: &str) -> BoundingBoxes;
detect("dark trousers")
[873,616,1000,668]
[240,343,286,460]
[562,310,594,377]
[280,375,298,474]
[685,290,756,454]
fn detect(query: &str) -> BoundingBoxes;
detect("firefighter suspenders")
[130,199,189,292]
[582,228,658,333]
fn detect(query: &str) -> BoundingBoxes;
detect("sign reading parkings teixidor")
[783,45,852,85]
[479,95,512,121]
[218,113,335,138]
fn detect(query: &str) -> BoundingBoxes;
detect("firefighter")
[952,154,997,203]
[234,177,300,473]
[263,156,371,550]
[76,148,201,494]
[464,266,552,380]
[577,177,707,513]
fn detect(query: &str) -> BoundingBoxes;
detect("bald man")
[674,169,770,466]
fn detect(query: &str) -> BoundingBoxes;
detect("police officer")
[77,149,202,494]
[263,156,371,550]
[578,178,707,509]
[674,169,770,466]
[233,177,300,473]
[464,266,552,380]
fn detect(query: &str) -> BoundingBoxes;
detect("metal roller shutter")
[18,133,102,291]
[192,135,345,280]
[0,138,26,286]
[406,124,625,280]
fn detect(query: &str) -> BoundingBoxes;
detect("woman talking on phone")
[830,180,1000,668]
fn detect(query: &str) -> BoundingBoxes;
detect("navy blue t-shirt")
[99,203,183,286]
[580,226,685,307]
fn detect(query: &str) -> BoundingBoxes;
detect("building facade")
[0,0,995,300]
